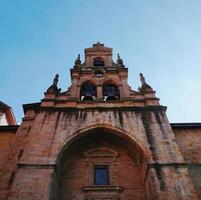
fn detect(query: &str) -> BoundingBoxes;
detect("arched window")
[103,84,120,101]
[93,57,105,66]
[80,83,96,101]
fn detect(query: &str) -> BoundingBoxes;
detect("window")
[103,84,120,101]
[93,165,109,185]
[80,83,96,101]
[93,57,105,66]
[84,148,119,186]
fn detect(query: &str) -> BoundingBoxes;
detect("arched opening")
[80,82,96,101]
[93,57,105,66]
[51,128,149,200]
[103,83,120,101]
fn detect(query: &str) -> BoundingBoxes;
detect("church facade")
[0,43,201,200]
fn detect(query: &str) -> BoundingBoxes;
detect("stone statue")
[117,53,120,60]
[77,54,80,61]
[47,74,61,93]
[53,74,59,86]
[74,54,81,67]
[139,73,146,85]
[138,73,153,93]
[117,53,124,67]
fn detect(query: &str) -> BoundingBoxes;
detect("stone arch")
[101,78,120,86]
[50,126,150,200]
[78,78,98,87]
[57,124,148,162]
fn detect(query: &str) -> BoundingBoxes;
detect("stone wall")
[0,125,18,199]
[1,107,199,200]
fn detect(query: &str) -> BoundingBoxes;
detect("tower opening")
[93,57,105,66]
[103,84,120,101]
[80,82,96,101]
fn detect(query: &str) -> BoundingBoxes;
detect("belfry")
[0,43,200,200]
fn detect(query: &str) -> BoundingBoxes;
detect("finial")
[74,54,81,67]
[47,74,61,93]
[117,53,124,67]
[93,42,104,47]
[139,73,146,85]
[53,74,59,86]
[138,73,153,94]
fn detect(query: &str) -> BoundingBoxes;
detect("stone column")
[96,85,103,100]
[142,109,199,199]
[120,79,130,98]
[118,85,124,99]
[76,85,81,99]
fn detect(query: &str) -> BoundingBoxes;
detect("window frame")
[84,148,119,186]
[93,165,110,186]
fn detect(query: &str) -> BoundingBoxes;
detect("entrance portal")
[53,128,148,200]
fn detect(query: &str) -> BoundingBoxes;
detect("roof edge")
[0,125,19,132]
[171,123,201,129]
[23,102,41,114]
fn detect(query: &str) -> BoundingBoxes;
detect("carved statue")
[74,54,81,67]
[77,54,80,61]
[47,74,61,93]
[117,53,120,60]
[53,74,59,86]
[117,53,124,67]
[138,73,153,94]
[139,73,146,85]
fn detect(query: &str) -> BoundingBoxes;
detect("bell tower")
[44,42,159,107]
[84,42,113,67]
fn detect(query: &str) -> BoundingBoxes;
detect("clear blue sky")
[1,0,201,123]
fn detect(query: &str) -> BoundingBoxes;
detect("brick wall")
[173,128,201,163]
[0,132,15,170]
[173,127,201,198]
[2,108,199,200]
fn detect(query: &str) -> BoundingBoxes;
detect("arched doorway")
[51,128,148,200]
